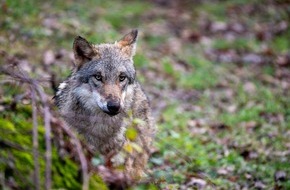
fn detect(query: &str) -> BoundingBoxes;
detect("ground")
[0,0,289,189]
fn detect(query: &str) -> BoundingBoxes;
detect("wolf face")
[70,30,138,116]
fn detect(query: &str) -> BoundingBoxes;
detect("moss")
[89,174,109,190]
[0,118,15,131]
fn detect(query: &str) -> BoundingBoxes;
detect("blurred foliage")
[1,0,290,189]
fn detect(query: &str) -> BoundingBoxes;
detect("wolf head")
[71,30,138,116]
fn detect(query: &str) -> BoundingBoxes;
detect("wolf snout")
[106,100,121,116]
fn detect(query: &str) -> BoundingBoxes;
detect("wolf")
[54,29,155,180]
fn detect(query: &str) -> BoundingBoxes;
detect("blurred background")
[0,0,289,189]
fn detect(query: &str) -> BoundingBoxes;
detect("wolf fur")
[54,30,155,179]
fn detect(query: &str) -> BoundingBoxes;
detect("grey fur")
[54,30,155,178]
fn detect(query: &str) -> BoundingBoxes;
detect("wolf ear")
[117,29,138,57]
[73,36,98,68]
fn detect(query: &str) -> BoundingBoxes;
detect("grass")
[0,0,289,189]
[212,37,261,52]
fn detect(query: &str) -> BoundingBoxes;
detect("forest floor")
[0,0,289,189]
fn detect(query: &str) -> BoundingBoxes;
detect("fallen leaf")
[43,50,55,66]
[186,177,207,189]
[254,181,266,189]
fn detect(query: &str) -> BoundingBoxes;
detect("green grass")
[212,37,261,52]
[271,35,290,53]
[0,0,289,189]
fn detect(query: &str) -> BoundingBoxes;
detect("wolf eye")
[95,75,102,81]
[119,75,126,82]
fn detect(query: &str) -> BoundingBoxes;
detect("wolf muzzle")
[105,100,121,116]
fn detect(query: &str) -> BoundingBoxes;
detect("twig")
[31,87,40,190]
[1,65,52,190]
[1,65,89,189]
[51,117,89,190]
[34,83,52,190]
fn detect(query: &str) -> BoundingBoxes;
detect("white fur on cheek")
[121,85,133,108]
[92,91,109,112]
[73,85,108,112]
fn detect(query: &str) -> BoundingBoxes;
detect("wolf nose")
[107,101,120,115]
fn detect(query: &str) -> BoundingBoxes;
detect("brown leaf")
[243,82,256,93]
[210,21,227,32]
[42,17,61,30]
[276,54,290,67]
[242,53,262,64]
[43,50,55,66]
[229,22,246,33]
[254,181,266,189]
[186,177,207,189]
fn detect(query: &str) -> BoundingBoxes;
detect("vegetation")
[0,0,289,189]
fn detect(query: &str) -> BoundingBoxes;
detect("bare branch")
[1,65,52,190]
[34,84,52,190]
[31,87,40,190]
[51,117,89,190]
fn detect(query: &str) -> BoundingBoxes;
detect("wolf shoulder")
[131,81,153,124]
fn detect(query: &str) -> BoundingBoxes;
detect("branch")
[51,117,89,190]
[31,87,40,190]
[1,65,52,190]
[34,83,52,190]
